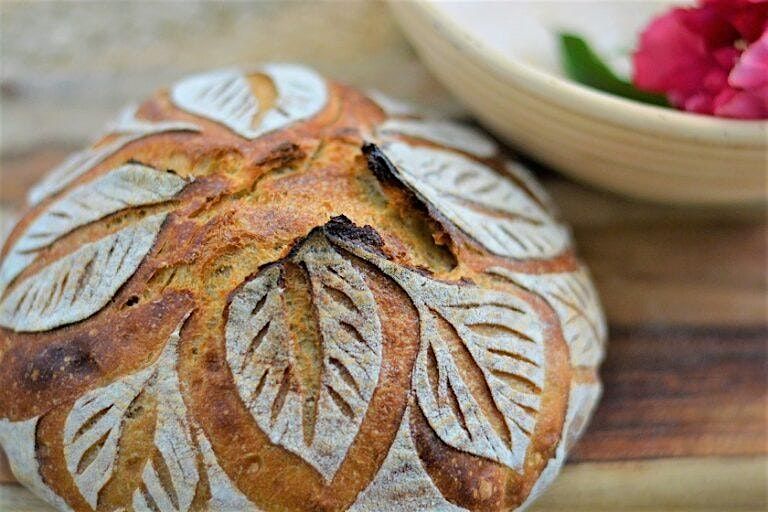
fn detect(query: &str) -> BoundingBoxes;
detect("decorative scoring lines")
[170,63,327,140]
[0,163,186,298]
[226,230,383,482]
[367,141,570,259]
[489,266,607,367]
[227,224,547,484]
[0,81,605,512]
[0,213,167,332]
[28,106,199,206]
[61,314,256,512]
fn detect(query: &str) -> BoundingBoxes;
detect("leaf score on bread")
[226,229,383,482]
[0,163,187,297]
[0,213,167,332]
[28,106,200,206]
[330,222,545,472]
[0,416,74,512]
[226,217,546,482]
[196,430,261,512]
[366,90,422,117]
[518,381,601,509]
[171,63,327,140]
[376,118,498,158]
[366,142,570,259]
[489,266,606,367]
[61,313,258,512]
[64,364,156,508]
[348,407,465,512]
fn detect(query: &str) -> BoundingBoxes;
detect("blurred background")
[0,1,766,511]
[0,1,461,155]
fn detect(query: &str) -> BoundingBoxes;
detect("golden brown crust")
[0,65,604,512]
[0,291,194,420]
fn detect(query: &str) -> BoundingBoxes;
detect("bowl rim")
[409,0,768,145]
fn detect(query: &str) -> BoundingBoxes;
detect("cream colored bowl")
[389,0,767,205]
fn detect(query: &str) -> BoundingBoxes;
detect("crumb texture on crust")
[0,64,606,512]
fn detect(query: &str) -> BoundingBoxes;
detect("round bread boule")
[0,63,606,512]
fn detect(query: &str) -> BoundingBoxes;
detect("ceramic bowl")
[389,0,767,205]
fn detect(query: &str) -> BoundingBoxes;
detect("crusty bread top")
[0,64,605,512]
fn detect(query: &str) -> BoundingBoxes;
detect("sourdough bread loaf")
[0,63,605,512]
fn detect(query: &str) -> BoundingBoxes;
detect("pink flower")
[715,29,768,118]
[702,0,768,42]
[632,0,768,119]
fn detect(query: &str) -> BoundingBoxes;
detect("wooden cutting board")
[0,148,766,511]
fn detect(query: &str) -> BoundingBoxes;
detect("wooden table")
[1,145,765,511]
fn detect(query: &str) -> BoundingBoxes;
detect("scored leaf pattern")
[171,63,327,139]
[61,316,201,512]
[226,230,382,482]
[0,213,167,332]
[61,314,263,511]
[378,141,570,259]
[0,163,187,297]
[196,430,261,512]
[376,118,497,158]
[171,69,257,139]
[64,366,156,508]
[331,233,546,472]
[0,77,604,510]
[133,315,198,512]
[348,407,465,512]
[517,382,602,509]
[0,417,74,512]
[503,159,558,215]
[488,266,606,367]
[27,105,199,206]
[366,90,421,117]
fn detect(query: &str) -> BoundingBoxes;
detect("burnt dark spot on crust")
[362,142,400,183]
[323,215,384,253]
[230,217,386,309]
[23,340,99,391]
[283,216,385,260]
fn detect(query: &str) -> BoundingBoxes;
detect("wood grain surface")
[1,147,766,511]
[3,458,765,512]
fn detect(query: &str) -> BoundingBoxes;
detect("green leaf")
[559,33,669,107]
